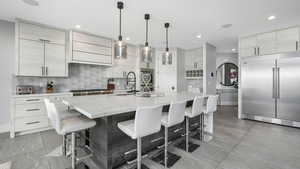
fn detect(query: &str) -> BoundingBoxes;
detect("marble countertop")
[62,92,203,119]
[12,92,73,98]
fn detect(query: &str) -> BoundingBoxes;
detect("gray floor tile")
[0,132,44,160]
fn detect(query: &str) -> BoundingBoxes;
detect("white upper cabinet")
[256,32,276,55]
[184,48,203,70]
[19,22,66,45]
[239,26,300,57]
[19,39,44,76]
[239,36,257,57]
[44,43,67,77]
[16,20,67,77]
[276,27,299,53]
[70,31,113,65]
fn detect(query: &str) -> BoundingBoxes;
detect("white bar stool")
[118,105,163,169]
[161,100,186,168]
[184,96,204,152]
[44,98,81,156]
[44,99,96,169]
[200,95,219,142]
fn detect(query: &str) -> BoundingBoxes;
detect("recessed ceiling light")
[267,15,276,21]
[125,37,130,41]
[22,0,39,6]
[75,25,81,29]
[232,48,237,52]
[196,34,202,39]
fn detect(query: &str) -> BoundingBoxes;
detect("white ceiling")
[1,0,300,52]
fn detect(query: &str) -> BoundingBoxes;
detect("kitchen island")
[62,92,206,169]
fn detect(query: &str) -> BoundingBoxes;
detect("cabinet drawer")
[73,51,112,65]
[15,116,49,132]
[15,97,44,105]
[19,22,66,45]
[73,41,112,55]
[73,31,112,47]
[15,103,46,118]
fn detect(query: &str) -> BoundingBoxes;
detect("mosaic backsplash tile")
[14,63,127,94]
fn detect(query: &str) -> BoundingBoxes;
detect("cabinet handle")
[26,99,40,102]
[41,66,44,76]
[254,48,256,55]
[39,39,50,43]
[26,109,40,112]
[296,41,299,51]
[258,47,260,56]
[45,67,48,76]
[25,121,40,125]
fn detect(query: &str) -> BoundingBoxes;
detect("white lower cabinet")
[11,93,72,138]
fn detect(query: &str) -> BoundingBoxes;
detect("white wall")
[0,20,14,132]
[203,43,217,95]
[216,52,238,105]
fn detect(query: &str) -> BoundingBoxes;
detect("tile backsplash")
[14,63,127,94]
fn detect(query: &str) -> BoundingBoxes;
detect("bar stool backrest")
[168,101,187,126]
[206,95,219,113]
[44,98,61,133]
[134,105,163,138]
[192,96,205,116]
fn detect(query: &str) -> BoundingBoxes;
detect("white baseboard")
[0,123,10,134]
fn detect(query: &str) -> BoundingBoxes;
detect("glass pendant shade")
[162,22,172,65]
[114,40,127,59]
[141,45,152,63]
[141,14,152,63]
[162,51,172,65]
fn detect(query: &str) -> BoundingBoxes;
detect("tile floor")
[1,106,300,169]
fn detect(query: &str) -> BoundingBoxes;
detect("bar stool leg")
[201,113,205,141]
[164,127,168,168]
[62,134,67,156]
[185,117,189,152]
[137,138,142,169]
[71,132,77,169]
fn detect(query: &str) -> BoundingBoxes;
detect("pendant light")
[162,23,172,65]
[141,14,152,63]
[114,1,127,59]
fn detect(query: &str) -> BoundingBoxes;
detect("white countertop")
[13,92,73,98]
[62,92,203,119]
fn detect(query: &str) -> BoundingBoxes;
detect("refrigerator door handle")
[277,67,280,99]
[272,67,276,98]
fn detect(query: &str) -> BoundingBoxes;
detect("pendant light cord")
[165,23,169,52]
[145,19,149,46]
[119,8,122,41]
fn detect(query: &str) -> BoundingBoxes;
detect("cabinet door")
[184,51,193,70]
[44,43,67,77]
[257,32,276,55]
[19,22,66,45]
[239,36,257,57]
[276,27,299,53]
[19,39,44,76]
[156,50,177,93]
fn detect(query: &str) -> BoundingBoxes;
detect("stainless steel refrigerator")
[241,52,300,127]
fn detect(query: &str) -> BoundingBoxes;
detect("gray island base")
[62,92,204,169]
